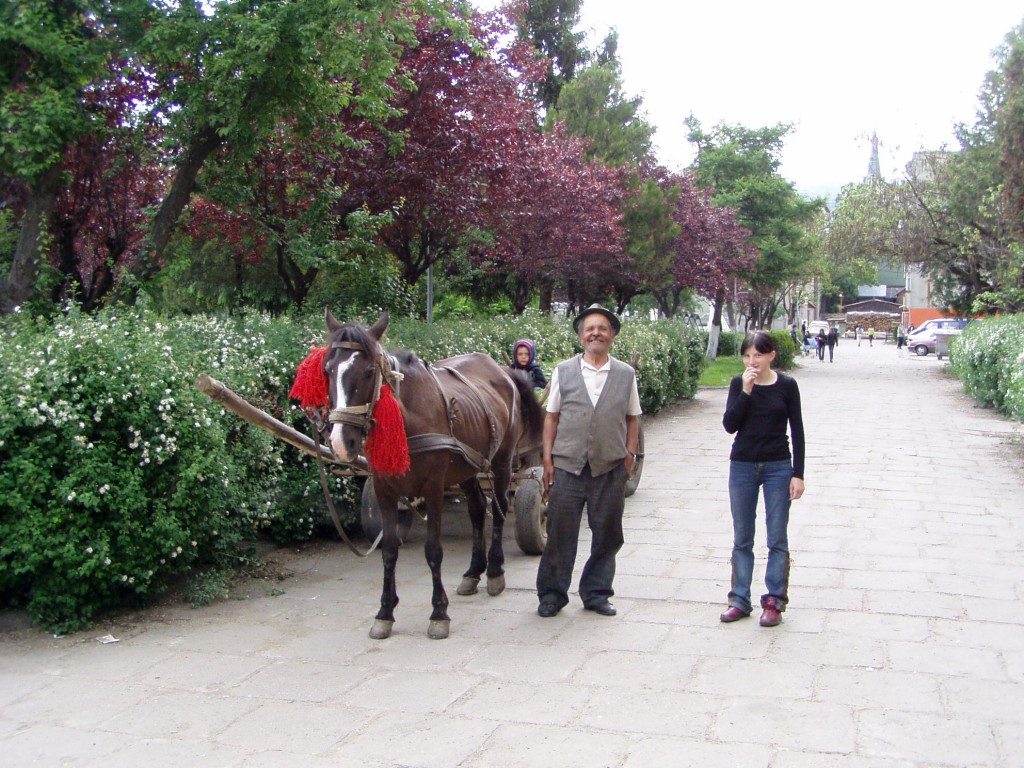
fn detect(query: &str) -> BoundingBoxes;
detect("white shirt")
[546,357,642,415]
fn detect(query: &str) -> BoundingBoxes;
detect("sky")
[471,1,1024,200]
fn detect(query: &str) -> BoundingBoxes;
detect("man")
[536,304,642,618]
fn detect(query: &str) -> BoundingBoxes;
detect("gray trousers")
[536,463,627,607]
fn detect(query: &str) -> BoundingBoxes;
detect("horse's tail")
[507,369,545,445]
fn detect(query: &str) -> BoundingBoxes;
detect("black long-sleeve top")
[723,373,805,479]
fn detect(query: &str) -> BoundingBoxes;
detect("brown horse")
[324,310,544,639]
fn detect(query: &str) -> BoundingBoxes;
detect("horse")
[324,310,545,639]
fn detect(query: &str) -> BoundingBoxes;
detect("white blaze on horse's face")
[329,352,359,461]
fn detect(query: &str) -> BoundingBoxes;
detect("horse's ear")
[326,307,341,333]
[369,311,389,341]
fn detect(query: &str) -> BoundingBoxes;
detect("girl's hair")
[740,330,776,355]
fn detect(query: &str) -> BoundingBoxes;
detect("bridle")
[326,340,403,440]
[315,338,404,559]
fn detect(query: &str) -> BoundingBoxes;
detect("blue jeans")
[728,460,792,613]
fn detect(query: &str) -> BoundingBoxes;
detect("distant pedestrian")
[790,324,800,353]
[868,327,875,347]
[826,326,838,362]
[896,326,906,351]
[856,325,863,346]
[719,331,805,628]
[815,329,826,361]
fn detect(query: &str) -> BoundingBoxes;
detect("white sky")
[472,1,1024,199]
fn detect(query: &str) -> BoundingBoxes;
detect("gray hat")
[573,303,621,334]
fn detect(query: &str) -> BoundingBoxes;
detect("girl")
[509,339,547,390]
[720,331,805,627]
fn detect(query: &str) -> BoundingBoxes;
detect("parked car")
[807,320,830,336]
[905,318,971,356]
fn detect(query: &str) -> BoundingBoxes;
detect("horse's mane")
[330,322,382,365]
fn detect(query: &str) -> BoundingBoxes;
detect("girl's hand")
[741,366,757,394]
[790,477,805,500]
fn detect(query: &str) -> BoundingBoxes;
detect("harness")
[327,342,500,474]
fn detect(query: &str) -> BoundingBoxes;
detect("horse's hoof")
[486,574,506,596]
[456,576,480,596]
[427,619,450,640]
[369,619,394,640]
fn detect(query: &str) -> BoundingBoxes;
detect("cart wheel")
[513,469,547,555]
[624,419,645,498]
[360,478,413,543]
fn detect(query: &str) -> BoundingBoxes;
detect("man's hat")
[573,303,621,334]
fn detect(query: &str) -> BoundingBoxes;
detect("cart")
[195,374,644,557]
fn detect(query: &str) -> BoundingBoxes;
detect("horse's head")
[324,309,391,462]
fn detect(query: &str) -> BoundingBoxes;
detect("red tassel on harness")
[289,346,329,409]
[365,384,410,477]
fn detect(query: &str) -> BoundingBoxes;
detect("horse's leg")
[370,485,402,640]
[456,477,488,596]
[485,462,512,596]
[424,483,451,639]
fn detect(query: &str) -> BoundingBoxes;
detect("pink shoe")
[759,597,782,627]
[720,606,749,623]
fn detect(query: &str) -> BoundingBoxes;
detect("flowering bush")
[949,315,1024,421]
[0,307,355,632]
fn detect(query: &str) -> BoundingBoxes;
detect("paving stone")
[715,698,855,753]
[814,666,943,712]
[857,708,998,764]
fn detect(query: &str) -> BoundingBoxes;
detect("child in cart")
[509,339,547,390]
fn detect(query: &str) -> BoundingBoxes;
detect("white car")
[905,319,971,356]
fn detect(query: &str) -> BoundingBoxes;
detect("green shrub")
[770,330,796,370]
[0,306,356,633]
[716,331,742,358]
[950,315,1024,420]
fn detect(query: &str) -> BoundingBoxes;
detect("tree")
[687,118,824,336]
[512,0,589,112]
[328,11,543,291]
[51,62,166,310]
[0,0,149,313]
[549,52,654,168]
[126,0,458,293]
[826,17,1024,317]
[478,123,627,313]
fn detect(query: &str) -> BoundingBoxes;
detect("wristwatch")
[628,451,643,460]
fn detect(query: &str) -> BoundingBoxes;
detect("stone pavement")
[3,338,1024,767]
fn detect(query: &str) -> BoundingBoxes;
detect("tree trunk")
[127,126,223,291]
[706,286,726,361]
[539,281,553,313]
[1,163,63,315]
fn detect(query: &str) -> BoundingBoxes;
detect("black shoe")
[584,600,617,616]
[537,600,561,618]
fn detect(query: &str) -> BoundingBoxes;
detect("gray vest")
[552,355,635,477]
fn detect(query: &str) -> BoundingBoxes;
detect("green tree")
[687,118,824,332]
[549,40,654,168]
[516,0,589,112]
[0,0,149,314]
[127,0,459,294]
